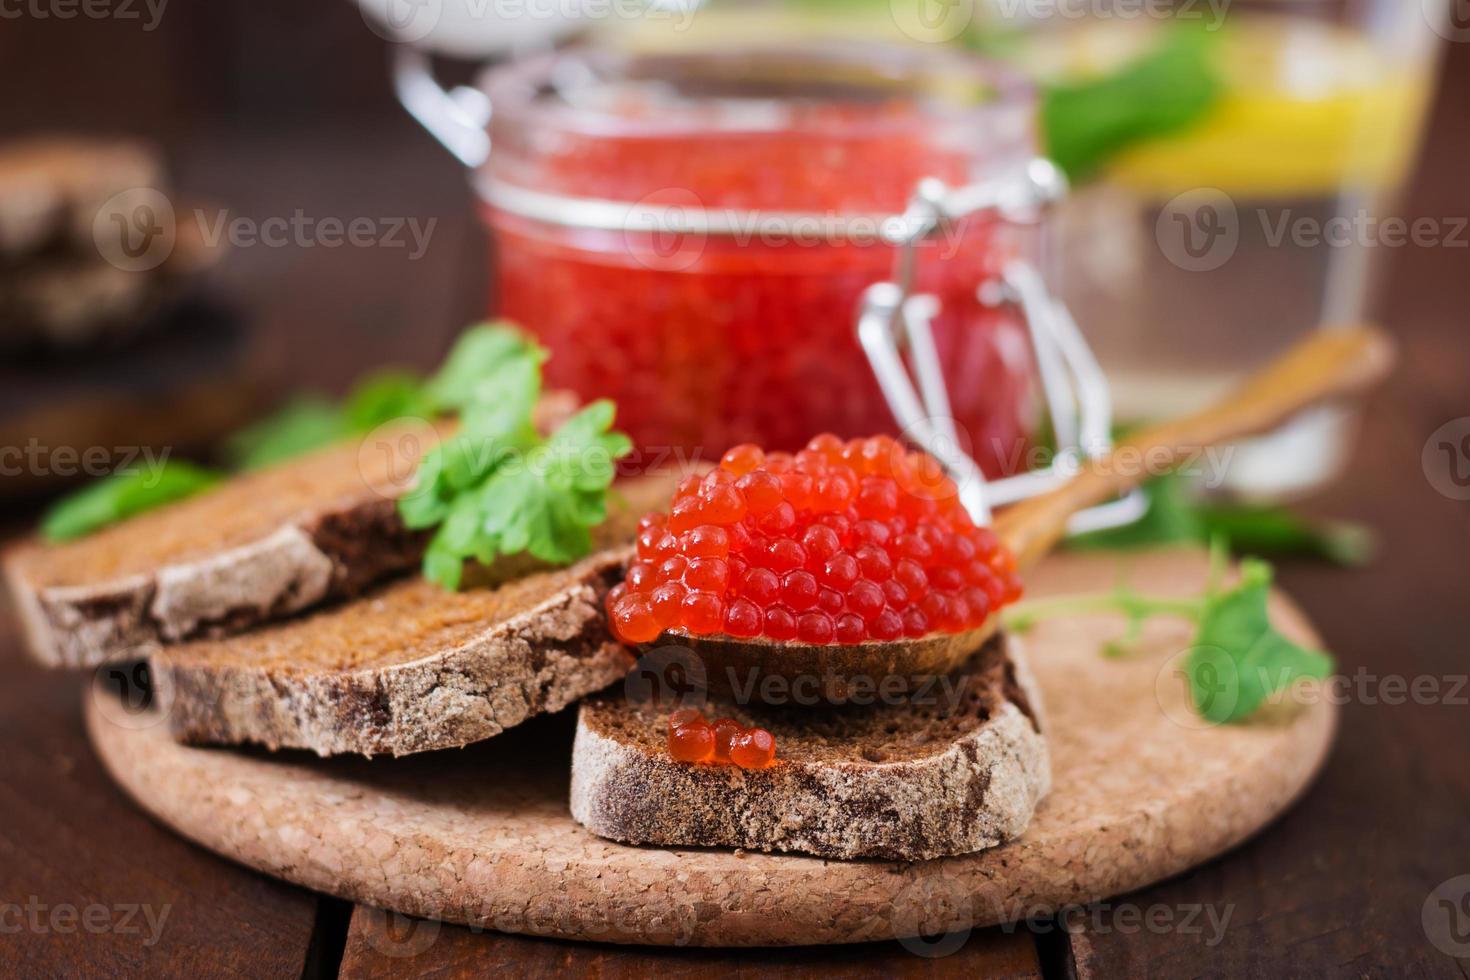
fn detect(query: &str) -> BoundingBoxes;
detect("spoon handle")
[994,325,1396,570]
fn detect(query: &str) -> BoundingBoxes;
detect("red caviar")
[486,59,1038,469]
[666,711,777,769]
[608,435,1022,646]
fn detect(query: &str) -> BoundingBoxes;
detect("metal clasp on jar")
[856,160,1147,532]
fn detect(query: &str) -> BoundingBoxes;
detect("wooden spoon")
[662,326,1396,702]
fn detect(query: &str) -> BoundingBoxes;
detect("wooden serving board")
[84,549,1336,947]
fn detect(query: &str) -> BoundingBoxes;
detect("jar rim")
[478,40,1035,141]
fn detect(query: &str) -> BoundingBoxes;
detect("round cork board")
[85,549,1336,947]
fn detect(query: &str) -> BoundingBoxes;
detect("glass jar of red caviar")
[441,44,1044,474]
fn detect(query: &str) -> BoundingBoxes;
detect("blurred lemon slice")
[1033,16,1433,197]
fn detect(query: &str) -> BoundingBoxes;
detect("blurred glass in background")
[591,0,1442,497]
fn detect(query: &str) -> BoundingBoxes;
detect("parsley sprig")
[41,461,224,543]
[39,321,631,568]
[1003,540,1335,723]
[396,332,632,590]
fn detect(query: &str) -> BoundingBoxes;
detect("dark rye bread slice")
[0,137,163,259]
[3,396,577,669]
[152,549,633,758]
[570,635,1050,861]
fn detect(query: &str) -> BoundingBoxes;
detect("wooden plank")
[0,618,321,978]
[338,907,1044,979]
[1069,39,1470,980]
[0,666,324,977]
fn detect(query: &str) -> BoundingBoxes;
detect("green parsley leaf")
[1067,473,1375,567]
[1003,550,1335,724]
[1041,24,1222,182]
[42,460,224,542]
[423,322,547,414]
[343,370,434,432]
[1187,559,1335,723]
[407,396,633,590]
[1067,473,1204,551]
[224,397,349,471]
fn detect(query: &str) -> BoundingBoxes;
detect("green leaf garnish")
[403,390,633,590]
[41,461,224,543]
[343,370,435,433]
[1041,24,1222,182]
[422,321,547,415]
[1002,548,1334,724]
[1067,473,1375,566]
[225,398,351,471]
[1188,559,1334,723]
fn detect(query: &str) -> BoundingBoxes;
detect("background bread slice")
[153,549,634,757]
[570,635,1050,861]
[3,395,585,669]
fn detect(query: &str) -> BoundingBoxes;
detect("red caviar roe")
[608,435,1022,646]
[666,711,776,769]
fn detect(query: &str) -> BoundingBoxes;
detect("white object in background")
[355,0,586,57]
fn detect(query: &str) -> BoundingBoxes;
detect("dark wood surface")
[2,4,1468,977]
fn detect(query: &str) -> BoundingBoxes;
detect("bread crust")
[570,635,1050,861]
[3,393,595,670]
[154,552,634,757]
[4,494,425,669]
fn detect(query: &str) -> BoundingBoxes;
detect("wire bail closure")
[394,48,1145,534]
[855,160,1148,534]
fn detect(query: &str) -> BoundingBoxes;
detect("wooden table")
[3,8,1469,977]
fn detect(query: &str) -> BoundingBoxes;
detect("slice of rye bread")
[3,395,582,669]
[152,548,635,757]
[570,634,1050,862]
